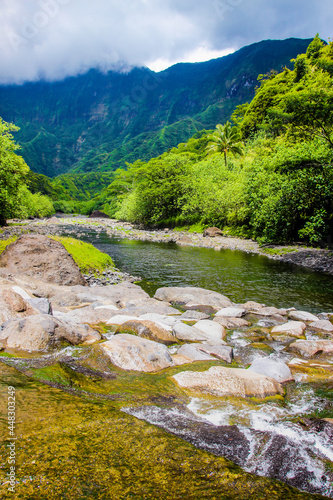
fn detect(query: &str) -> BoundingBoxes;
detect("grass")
[0,236,17,255]
[50,236,114,274]
[260,246,299,256]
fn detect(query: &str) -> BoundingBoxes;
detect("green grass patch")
[50,236,114,274]
[173,223,206,233]
[260,246,298,256]
[0,236,18,255]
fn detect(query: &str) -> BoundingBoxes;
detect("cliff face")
[0,38,311,176]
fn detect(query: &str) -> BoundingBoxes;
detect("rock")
[100,334,174,372]
[180,310,210,321]
[88,210,110,218]
[115,320,177,345]
[154,286,232,309]
[271,321,306,339]
[182,304,220,315]
[241,301,265,311]
[176,235,193,246]
[0,314,100,351]
[0,235,86,286]
[193,320,227,342]
[173,366,283,398]
[172,322,210,342]
[0,289,38,323]
[308,320,333,333]
[215,307,246,318]
[72,281,149,304]
[197,344,233,363]
[288,310,319,322]
[288,358,333,382]
[106,315,138,326]
[53,305,115,325]
[250,306,286,317]
[203,227,223,237]
[288,339,333,358]
[213,316,250,328]
[138,313,180,327]
[248,359,293,383]
[11,285,52,314]
[177,344,216,361]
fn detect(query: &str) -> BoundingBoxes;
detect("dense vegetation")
[0,119,54,225]
[102,36,333,246]
[0,38,310,176]
[1,36,332,247]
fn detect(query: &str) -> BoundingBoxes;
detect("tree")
[0,118,29,225]
[206,122,244,166]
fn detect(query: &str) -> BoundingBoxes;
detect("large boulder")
[115,319,177,345]
[193,320,227,342]
[100,334,174,372]
[0,288,38,323]
[0,314,101,351]
[0,235,86,286]
[248,358,293,383]
[203,227,223,237]
[271,321,306,339]
[154,286,232,309]
[173,322,217,342]
[288,339,333,358]
[173,366,283,398]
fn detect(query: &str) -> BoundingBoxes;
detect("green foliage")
[19,186,55,218]
[0,236,18,255]
[50,236,114,274]
[206,122,244,166]
[0,118,29,225]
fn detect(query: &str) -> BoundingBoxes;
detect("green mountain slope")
[0,38,311,176]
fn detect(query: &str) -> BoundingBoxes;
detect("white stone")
[215,307,246,318]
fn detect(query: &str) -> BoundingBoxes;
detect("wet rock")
[0,235,86,286]
[193,320,227,342]
[215,306,246,318]
[288,310,319,322]
[248,358,293,383]
[198,343,233,363]
[180,310,210,321]
[177,344,216,361]
[271,321,306,339]
[172,322,210,342]
[0,314,100,351]
[308,319,333,333]
[288,339,333,358]
[154,286,232,309]
[100,334,174,372]
[203,227,223,237]
[213,316,250,328]
[241,301,265,311]
[288,358,333,382]
[173,366,284,398]
[115,319,177,345]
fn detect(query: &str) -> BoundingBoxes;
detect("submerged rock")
[173,366,284,398]
[100,334,174,372]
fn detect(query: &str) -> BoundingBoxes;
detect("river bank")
[3,215,333,276]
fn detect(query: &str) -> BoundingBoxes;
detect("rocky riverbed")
[0,233,333,498]
[3,215,333,275]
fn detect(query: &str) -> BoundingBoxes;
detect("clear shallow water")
[80,231,333,314]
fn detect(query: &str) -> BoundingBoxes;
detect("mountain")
[0,38,312,177]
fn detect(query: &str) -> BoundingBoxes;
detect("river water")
[81,230,333,314]
[59,227,333,497]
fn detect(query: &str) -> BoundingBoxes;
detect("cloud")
[0,0,331,84]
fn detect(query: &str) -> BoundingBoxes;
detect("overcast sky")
[0,0,331,84]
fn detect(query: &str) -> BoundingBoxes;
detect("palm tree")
[206,122,244,166]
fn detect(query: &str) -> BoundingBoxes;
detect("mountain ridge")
[0,37,312,176]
